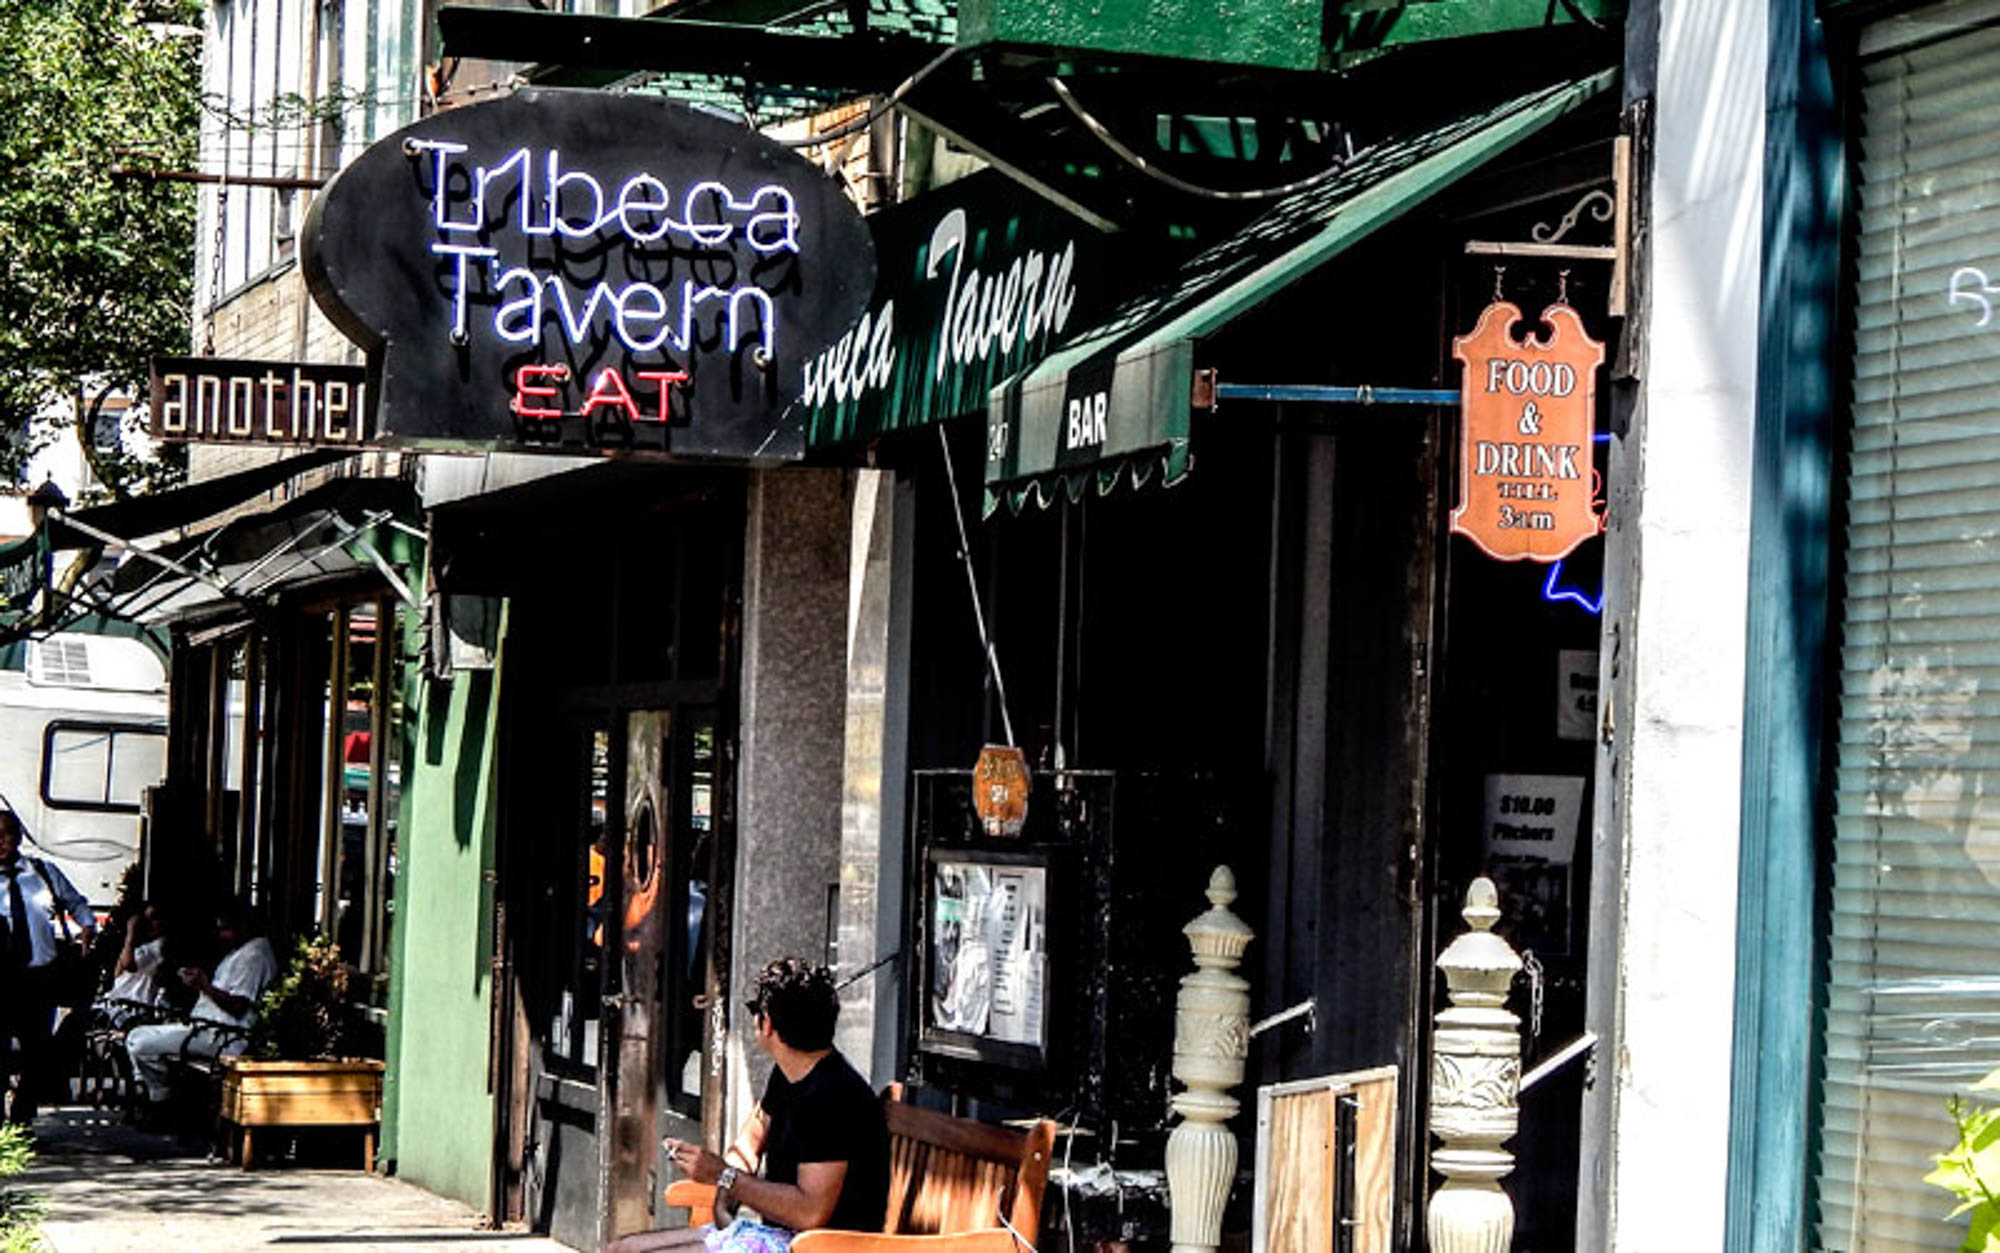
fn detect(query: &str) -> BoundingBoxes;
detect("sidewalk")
[24,1106,576,1252]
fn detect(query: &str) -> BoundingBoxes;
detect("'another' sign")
[149,356,371,447]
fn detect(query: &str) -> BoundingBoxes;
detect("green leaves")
[0,1122,43,1253]
[1930,1070,2000,1251]
[0,0,199,491]
[250,933,356,1061]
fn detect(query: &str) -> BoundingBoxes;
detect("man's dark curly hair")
[747,957,838,1051]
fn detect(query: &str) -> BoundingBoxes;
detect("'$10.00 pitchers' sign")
[1450,301,1605,561]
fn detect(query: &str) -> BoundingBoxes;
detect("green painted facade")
[381,597,509,1212]
[953,0,1621,69]
[956,0,1324,70]
[1325,0,1621,60]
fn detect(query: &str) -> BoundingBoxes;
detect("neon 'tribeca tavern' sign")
[302,88,875,459]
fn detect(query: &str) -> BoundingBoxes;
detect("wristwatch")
[716,1166,740,1195]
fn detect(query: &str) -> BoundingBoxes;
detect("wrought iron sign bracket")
[1462,134,1632,316]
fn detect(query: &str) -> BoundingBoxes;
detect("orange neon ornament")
[1450,301,1605,562]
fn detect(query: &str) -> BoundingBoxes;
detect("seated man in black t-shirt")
[611,958,889,1253]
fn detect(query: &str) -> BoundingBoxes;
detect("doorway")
[461,469,743,1250]
[510,702,728,1250]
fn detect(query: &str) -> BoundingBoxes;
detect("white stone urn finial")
[1426,876,1524,1253]
[1166,865,1254,1253]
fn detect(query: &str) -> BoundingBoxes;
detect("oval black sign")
[302,88,876,459]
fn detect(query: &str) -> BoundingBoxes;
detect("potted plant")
[220,934,385,1169]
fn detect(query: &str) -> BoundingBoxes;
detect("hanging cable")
[774,43,965,148]
[833,949,899,991]
[937,424,1016,747]
[1046,76,1354,202]
[996,1207,1039,1253]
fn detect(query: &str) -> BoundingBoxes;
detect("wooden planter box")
[220,1058,386,1170]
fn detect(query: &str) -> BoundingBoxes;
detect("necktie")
[3,863,28,970]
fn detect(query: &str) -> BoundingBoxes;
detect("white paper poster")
[1482,773,1585,956]
[931,862,1047,1047]
[1556,649,1599,742]
[1482,773,1584,866]
[986,868,1046,1046]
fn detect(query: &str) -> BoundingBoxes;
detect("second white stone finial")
[1167,864,1254,1253]
[1427,876,1524,1253]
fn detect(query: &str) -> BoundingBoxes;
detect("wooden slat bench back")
[665,1085,1055,1253]
[880,1096,1050,1239]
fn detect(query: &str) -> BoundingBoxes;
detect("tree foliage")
[0,0,199,497]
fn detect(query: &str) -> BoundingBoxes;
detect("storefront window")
[182,632,263,906]
[550,723,612,1073]
[1814,5,2000,1247]
[315,600,397,993]
[666,716,716,1116]
[219,638,246,856]
[379,636,402,982]
[239,632,269,904]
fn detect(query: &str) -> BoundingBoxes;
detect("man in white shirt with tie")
[0,810,97,1126]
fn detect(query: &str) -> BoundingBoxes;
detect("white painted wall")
[1586,1,1766,1248]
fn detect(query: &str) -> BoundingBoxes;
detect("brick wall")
[189,262,373,487]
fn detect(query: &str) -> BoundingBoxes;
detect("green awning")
[51,449,353,549]
[0,449,364,646]
[0,530,47,629]
[982,69,1614,514]
[91,476,422,626]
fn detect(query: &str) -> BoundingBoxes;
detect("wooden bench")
[666,1087,1056,1252]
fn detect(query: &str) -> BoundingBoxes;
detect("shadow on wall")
[421,669,495,853]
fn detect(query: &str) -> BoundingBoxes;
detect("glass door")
[523,717,616,1252]
[599,706,723,1243]
[602,710,672,1241]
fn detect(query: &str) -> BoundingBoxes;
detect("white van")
[0,632,168,909]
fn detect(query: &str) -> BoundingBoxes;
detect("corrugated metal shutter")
[1816,4,2000,1248]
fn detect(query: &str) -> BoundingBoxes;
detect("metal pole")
[1211,383,1461,407]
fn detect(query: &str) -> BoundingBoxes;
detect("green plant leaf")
[1965,1204,2000,1252]
[248,932,356,1061]
[0,1123,43,1250]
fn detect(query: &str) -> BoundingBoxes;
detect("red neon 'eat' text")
[633,371,689,423]
[512,364,568,419]
[513,365,689,423]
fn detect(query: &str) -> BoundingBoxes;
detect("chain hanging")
[203,172,229,356]
[1521,947,1545,1043]
[1492,264,1507,305]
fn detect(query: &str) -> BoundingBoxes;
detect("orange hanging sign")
[972,744,1030,838]
[1450,301,1605,562]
